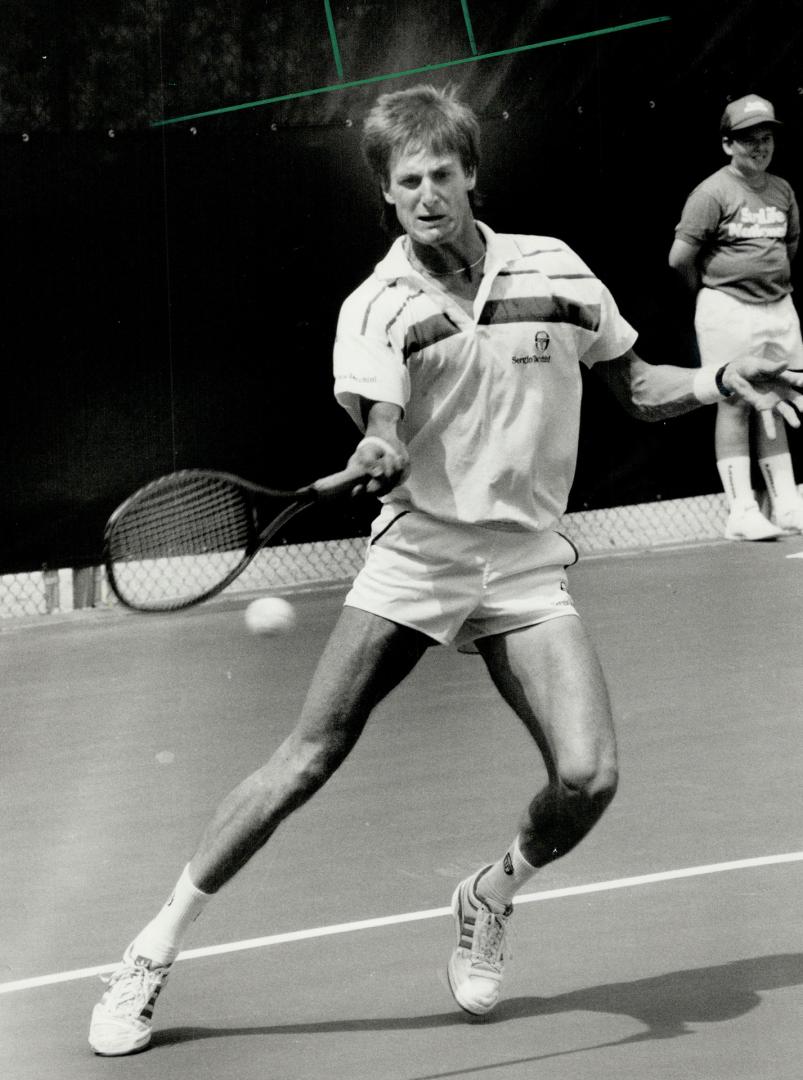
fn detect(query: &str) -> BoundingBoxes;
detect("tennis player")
[89,85,803,1055]
[669,93,803,540]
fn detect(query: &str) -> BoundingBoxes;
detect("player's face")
[723,125,775,177]
[382,147,476,247]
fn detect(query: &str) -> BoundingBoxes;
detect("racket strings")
[106,475,261,609]
[109,477,253,561]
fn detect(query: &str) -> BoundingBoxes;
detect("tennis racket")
[104,466,368,612]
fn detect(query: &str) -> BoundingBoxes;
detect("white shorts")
[695,288,803,368]
[344,504,580,650]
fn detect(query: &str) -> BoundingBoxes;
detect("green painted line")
[460,0,478,56]
[152,15,671,127]
[323,0,344,81]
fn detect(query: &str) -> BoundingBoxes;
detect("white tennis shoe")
[447,867,512,1015]
[773,501,803,534]
[89,944,171,1056]
[724,502,783,541]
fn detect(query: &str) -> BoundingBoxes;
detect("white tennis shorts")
[695,288,803,368]
[344,504,580,650]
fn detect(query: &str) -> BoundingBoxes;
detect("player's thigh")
[297,605,432,741]
[479,614,616,785]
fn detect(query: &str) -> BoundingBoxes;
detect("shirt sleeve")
[674,185,722,247]
[333,291,410,431]
[580,284,639,367]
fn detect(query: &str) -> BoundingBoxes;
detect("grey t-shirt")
[675,166,799,302]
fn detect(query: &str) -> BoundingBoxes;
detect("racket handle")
[310,465,370,500]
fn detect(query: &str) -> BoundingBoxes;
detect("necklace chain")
[407,241,485,277]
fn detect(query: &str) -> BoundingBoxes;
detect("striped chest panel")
[365,258,602,368]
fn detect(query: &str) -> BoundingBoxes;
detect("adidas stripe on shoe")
[88,945,171,1056]
[447,867,512,1015]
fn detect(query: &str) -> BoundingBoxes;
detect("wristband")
[715,364,735,398]
[691,368,721,405]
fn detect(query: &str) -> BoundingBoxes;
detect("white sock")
[130,864,211,966]
[717,456,754,510]
[758,453,800,512]
[475,836,538,910]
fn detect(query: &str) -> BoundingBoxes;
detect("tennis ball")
[244,596,297,636]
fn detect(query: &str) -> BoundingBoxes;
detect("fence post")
[72,566,99,609]
[42,565,60,613]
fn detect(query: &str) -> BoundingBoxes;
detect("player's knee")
[558,756,618,806]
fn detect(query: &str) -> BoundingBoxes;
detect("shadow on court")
[151,952,803,1064]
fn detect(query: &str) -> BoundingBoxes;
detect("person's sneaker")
[724,502,783,541]
[773,501,803,534]
[447,867,512,1015]
[88,945,171,1056]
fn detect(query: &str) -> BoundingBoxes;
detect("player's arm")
[346,399,410,495]
[594,348,803,436]
[667,238,702,293]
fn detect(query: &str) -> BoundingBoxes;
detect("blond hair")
[362,84,480,187]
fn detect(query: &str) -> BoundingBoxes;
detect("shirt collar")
[373,221,520,281]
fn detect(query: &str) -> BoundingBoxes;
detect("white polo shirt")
[334,222,637,531]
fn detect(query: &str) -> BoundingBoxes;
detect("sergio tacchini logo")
[512,330,551,365]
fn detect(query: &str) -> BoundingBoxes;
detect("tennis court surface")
[2,537,802,1080]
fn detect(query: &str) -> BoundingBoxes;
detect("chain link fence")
[0,491,753,621]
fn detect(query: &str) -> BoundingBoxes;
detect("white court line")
[3,850,802,996]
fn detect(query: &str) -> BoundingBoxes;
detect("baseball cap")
[721,94,782,134]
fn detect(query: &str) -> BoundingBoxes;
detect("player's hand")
[348,434,410,495]
[721,359,803,439]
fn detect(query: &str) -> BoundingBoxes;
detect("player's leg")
[715,399,781,539]
[755,297,803,533]
[187,606,430,893]
[755,421,803,529]
[89,607,431,1056]
[695,287,781,540]
[481,614,618,864]
[447,614,617,1015]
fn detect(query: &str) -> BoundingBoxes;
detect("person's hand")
[721,359,803,438]
[347,434,410,495]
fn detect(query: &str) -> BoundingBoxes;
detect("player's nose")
[419,178,439,204]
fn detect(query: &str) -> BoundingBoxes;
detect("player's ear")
[381,181,395,205]
[465,167,477,191]
[721,136,734,157]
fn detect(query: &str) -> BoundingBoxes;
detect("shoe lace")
[100,961,164,1018]
[470,906,511,972]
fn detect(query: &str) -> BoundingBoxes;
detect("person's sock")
[758,452,801,513]
[129,864,211,966]
[475,836,538,910]
[717,455,754,511]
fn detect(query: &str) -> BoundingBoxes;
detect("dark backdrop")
[2,1,802,572]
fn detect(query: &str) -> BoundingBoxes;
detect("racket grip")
[310,465,370,499]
